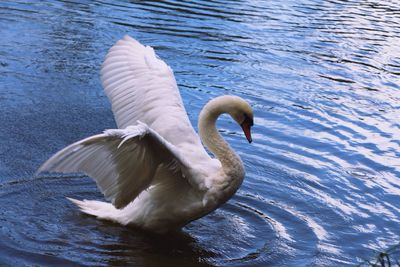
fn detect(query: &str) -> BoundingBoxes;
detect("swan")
[38,35,254,234]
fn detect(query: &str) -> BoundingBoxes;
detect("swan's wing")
[38,122,196,209]
[101,35,201,149]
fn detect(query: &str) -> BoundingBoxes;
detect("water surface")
[0,0,399,266]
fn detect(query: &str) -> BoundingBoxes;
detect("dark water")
[0,0,399,266]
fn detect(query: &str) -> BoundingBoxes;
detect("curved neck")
[198,97,245,180]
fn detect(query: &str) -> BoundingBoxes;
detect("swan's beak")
[240,120,253,143]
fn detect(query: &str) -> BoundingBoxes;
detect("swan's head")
[201,95,254,143]
[228,97,254,143]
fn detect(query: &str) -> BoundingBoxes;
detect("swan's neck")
[198,98,245,183]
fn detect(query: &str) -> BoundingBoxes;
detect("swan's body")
[38,36,254,233]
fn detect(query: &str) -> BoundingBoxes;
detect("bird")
[38,35,254,234]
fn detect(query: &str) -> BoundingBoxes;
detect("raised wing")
[101,35,201,149]
[38,122,194,209]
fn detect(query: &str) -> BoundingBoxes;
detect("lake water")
[0,0,399,266]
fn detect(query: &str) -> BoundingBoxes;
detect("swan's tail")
[67,197,123,223]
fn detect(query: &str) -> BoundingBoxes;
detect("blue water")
[0,0,399,266]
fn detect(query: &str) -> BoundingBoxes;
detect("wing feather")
[100,35,203,149]
[38,123,193,209]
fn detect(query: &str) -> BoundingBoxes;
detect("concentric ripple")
[0,175,289,266]
[0,0,399,266]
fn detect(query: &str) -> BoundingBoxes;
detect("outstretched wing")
[38,122,195,209]
[101,35,202,149]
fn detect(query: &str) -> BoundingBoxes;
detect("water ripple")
[0,0,399,266]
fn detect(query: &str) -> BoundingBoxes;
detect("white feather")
[38,36,253,233]
[39,122,197,209]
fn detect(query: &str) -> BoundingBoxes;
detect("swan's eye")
[243,113,253,126]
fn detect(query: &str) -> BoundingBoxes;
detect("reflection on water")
[0,0,399,266]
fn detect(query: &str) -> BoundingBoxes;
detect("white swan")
[38,36,254,233]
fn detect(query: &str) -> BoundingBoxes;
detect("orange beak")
[240,120,253,143]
